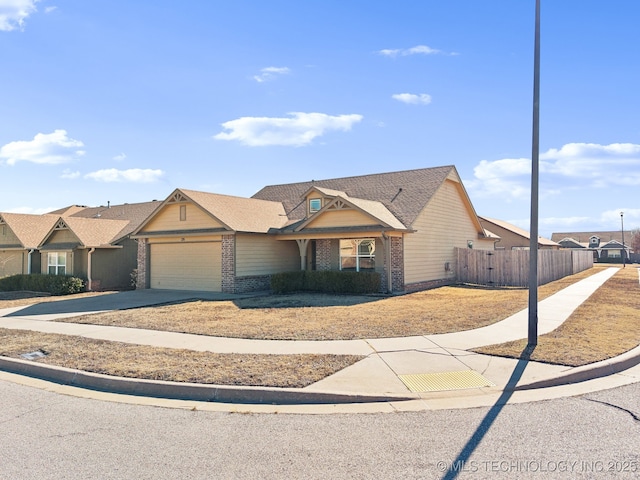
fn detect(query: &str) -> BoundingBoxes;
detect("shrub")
[0,274,86,295]
[270,271,306,294]
[270,270,381,294]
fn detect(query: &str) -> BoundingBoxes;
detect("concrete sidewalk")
[1,267,639,412]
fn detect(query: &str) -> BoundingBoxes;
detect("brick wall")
[316,239,332,271]
[234,275,271,293]
[390,236,404,292]
[135,239,149,289]
[221,235,235,293]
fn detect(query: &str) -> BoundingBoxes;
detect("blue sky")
[1,0,639,238]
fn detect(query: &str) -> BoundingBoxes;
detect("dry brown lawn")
[1,266,634,386]
[474,266,640,366]
[48,267,602,340]
[0,329,361,388]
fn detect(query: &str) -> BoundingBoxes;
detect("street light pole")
[528,0,541,347]
[621,212,626,268]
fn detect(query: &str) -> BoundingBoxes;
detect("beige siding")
[147,234,223,244]
[0,225,20,245]
[404,180,490,284]
[45,229,79,244]
[0,251,25,277]
[236,234,299,276]
[306,209,378,229]
[142,203,224,233]
[150,242,222,291]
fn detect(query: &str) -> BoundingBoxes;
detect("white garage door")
[150,242,222,291]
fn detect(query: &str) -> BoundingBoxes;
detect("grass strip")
[0,329,362,388]
[473,267,640,366]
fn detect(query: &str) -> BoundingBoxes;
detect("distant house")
[134,165,496,293]
[551,231,632,263]
[45,201,162,290]
[0,213,59,277]
[478,216,559,250]
[0,201,161,290]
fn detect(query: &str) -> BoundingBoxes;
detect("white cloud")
[113,152,127,161]
[214,112,363,147]
[84,168,164,183]
[253,66,290,83]
[392,93,432,105]
[0,0,39,31]
[0,129,85,165]
[467,142,640,200]
[60,169,80,179]
[44,6,56,13]
[5,205,56,215]
[378,44,456,57]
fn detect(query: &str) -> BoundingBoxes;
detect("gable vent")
[54,219,68,230]
[168,192,188,203]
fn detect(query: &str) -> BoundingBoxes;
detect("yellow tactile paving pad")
[398,370,496,392]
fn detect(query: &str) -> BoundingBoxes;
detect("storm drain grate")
[399,370,495,392]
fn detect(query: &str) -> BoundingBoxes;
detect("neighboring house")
[133,165,496,294]
[479,216,559,250]
[551,231,632,262]
[42,201,162,290]
[1,201,161,290]
[0,213,59,277]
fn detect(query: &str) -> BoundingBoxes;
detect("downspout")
[27,249,35,274]
[87,248,95,291]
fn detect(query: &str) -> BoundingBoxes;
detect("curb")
[514,344,640,391]
[0,356,414,405]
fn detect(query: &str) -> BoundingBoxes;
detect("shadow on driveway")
[4,290,264,318]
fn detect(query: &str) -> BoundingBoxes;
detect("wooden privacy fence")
[455,248,594,287]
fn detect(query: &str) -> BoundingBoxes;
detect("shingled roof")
[551,231,629,245]
[55,217,131,247]
[0,213,60,248]
[55,200,163,241]
[480,216,558,247]
[166,189,289,234]
[252,165,457,228]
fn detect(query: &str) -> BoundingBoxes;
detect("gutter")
[27,249,35,274]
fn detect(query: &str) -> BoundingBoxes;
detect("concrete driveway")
[4,289,266,318]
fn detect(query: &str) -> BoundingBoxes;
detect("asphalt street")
[1,378,638,479]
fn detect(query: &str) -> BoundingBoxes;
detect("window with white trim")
[309,198,322,214]
[48,252,66,275]
[339,239,375,272]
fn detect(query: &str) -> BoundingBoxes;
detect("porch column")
[296,239,309,271]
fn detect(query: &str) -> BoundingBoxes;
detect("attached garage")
[150,242,222,291]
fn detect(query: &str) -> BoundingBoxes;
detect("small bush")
[270,270,381,294]
[0,274,86,295]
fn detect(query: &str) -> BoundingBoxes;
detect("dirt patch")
[474,266,640,366]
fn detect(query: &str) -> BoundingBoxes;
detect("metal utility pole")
[621,212,626,268]
[528,0,541,347]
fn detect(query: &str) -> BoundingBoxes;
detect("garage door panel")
[150,242,221,291]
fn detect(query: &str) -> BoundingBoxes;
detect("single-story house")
[134,165,497,293]
[1,201,161,290]
[479,216,559,250]
[42,201,162,290]
[0,213,59,277]
[551,231,633,262]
